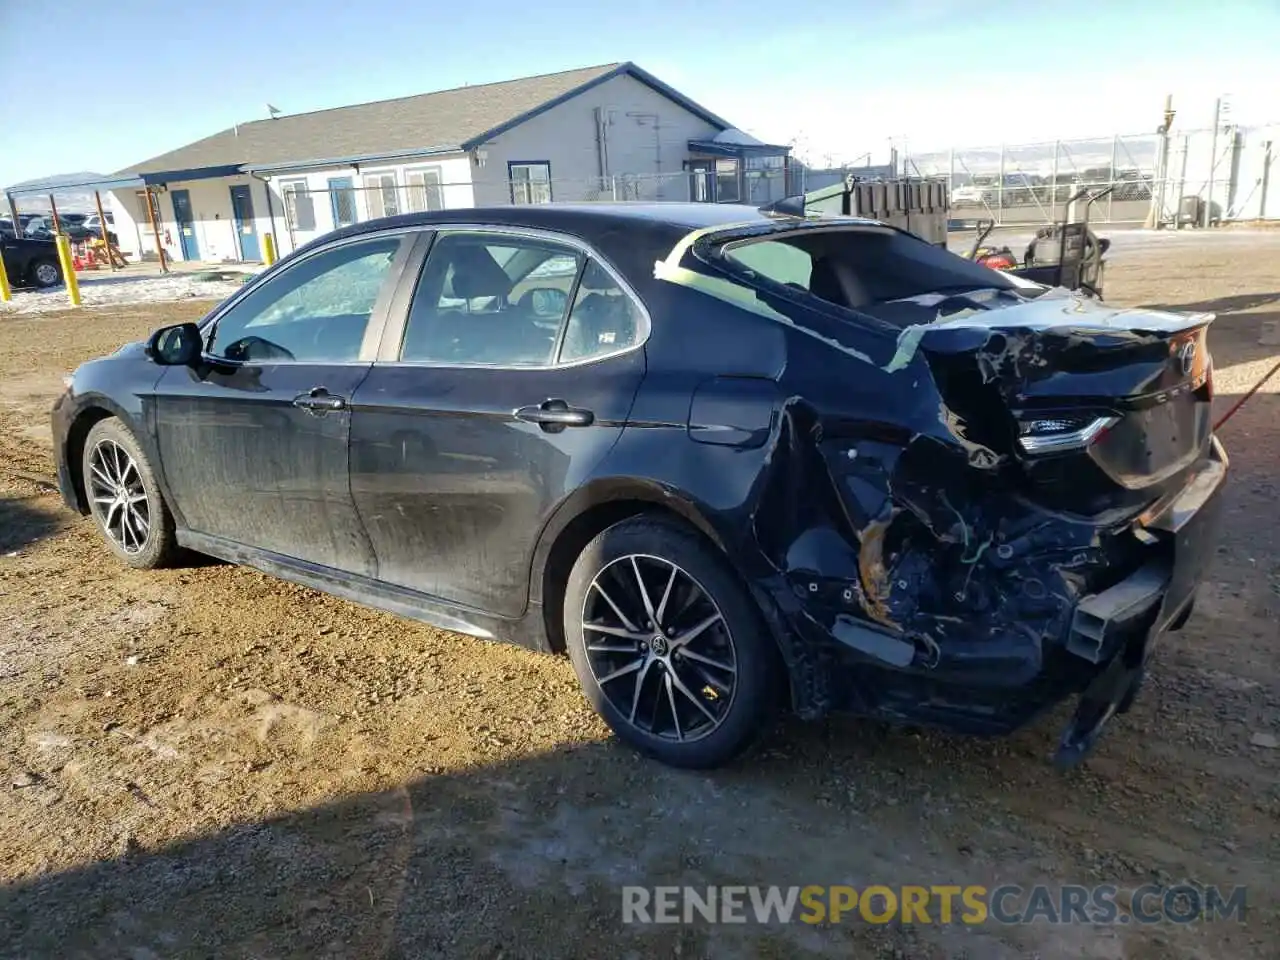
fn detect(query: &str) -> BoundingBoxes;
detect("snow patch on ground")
[0,274,248,315]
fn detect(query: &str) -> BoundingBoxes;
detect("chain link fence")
[907,133,1161,225]
[265,126,1275,253]
[906,123,1278,227]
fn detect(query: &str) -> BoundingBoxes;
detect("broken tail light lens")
[1017,415,1119,454]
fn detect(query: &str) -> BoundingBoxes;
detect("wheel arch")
[63,400,134,513]
[531,479,732,655]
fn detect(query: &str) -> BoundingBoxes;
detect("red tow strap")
[1214,357,1280,431]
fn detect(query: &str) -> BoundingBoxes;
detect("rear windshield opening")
[717,228,1039,327]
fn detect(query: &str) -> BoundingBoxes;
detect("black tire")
[81,418,179,569]
[29,257,62,289]
[563,516,780,769]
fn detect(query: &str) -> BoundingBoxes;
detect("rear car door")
[153,231,414,575]
[349,227,648,616]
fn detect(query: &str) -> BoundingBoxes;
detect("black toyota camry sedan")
[51,203,1227,769]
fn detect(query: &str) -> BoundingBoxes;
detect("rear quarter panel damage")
[642,234,1199,728]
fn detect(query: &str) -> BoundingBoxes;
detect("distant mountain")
[5,172,112,214]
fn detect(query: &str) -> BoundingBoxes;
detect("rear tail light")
[1017,415,1119,454]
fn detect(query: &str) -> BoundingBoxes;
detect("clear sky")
[2,0,1277,188]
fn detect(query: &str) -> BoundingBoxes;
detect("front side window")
[207,235,402,363]
[509,163,552,205]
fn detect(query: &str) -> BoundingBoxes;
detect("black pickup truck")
[1,228,63,288]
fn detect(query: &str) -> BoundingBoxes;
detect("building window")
[282,180,316,231]
[364,173,400,219]
[715,160,740,203]
[328,177,358,227]
[509,162,552,205]
[135,190,158,225]
[405,167,444,212]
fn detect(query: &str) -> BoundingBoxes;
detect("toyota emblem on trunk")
[1177,341,1197,376]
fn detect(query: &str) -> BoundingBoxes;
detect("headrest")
[448,244,514,300]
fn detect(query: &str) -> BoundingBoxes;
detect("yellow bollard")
[55,234,82,307]
[262,232,277,266]
[0,249,11,302]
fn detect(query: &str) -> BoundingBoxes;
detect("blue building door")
[170,189,200,261]
[229,185,260,261]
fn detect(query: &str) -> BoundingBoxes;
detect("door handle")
[293,387,347,413]
[514,398,595,432]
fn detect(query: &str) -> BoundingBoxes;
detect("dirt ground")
[1,234,1277,959]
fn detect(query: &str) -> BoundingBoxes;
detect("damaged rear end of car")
[673,217,1228,764]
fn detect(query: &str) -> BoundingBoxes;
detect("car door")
[152,230,415,575]
[349,227,648,617]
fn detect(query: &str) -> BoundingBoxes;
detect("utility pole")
[1149,95,1175,228]
[1205,97,1221,228]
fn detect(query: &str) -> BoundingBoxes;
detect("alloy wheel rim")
[35,263,58,285]
[87,439,150,555]
[582,554,737,743]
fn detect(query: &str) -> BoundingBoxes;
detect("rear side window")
[559,260,645,363]
[399,232,581,366]
[399,232,645,366]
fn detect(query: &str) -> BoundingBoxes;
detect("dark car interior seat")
[402,243,557,365]
[559,271,639,363]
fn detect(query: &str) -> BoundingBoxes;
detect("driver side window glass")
[399,232,581,366]
[208,236,402,362]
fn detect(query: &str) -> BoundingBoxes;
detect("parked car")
[23,214,97,241]
[2,233,63,287]
[51,204,1226,769]
[83,211,114,232]
[82,212,120,245]
[951,184,986,205]
[1,213,41,235]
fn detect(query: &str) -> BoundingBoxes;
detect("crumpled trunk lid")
[917,293,1215,507]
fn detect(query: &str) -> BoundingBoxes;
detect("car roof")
[311,203,887,291]
[310,203,810,287]
[371,202,780,232]
[349,202,789,256]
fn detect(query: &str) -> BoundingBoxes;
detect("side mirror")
[146,322,203,366]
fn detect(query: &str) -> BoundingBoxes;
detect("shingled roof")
[115,62,730,178]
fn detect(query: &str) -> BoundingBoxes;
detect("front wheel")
[30,258,62,288]
[563,516,780,769]
[82,418,179,569]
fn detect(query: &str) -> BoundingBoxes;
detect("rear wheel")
[30,258,62,288]
[563,516,779,769]
[82,418,178,569]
